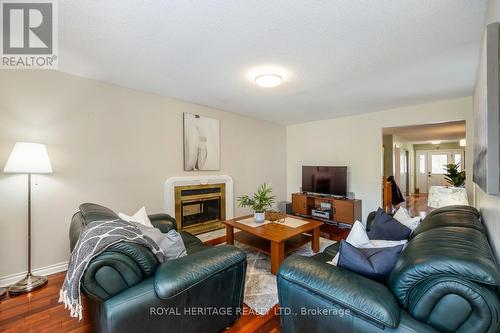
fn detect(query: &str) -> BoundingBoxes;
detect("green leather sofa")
[69,203,247,333]
[277,205,500,333]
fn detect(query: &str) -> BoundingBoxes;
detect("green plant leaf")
[443,163,466,187]
[237,183,276,212]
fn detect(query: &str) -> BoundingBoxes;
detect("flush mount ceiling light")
[430,140,441,145]
[247,65,290,88]
[255,73,283,88]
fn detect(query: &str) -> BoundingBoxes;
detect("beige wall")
[286,97,474,222]
[475,0,500,261]
[0,70,286,278]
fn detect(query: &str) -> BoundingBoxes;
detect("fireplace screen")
[181,197,221,227]
[174,183,225,234]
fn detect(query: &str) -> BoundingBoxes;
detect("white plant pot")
[254,212,265,223]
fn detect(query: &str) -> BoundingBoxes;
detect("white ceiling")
[383,121,466,142]
[58,0,487,124]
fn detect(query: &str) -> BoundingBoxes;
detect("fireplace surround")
[164,175,234,234]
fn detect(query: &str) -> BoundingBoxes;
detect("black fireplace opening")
[181,197,221,228]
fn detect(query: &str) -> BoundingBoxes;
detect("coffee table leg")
[312,227,320,253]
[271,241,284,275]
[226,225,234,245]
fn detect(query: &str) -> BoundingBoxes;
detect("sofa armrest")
[278,255,400,328]
[148,213,177,233]
[154,245,246,299]
[81,242,159,302]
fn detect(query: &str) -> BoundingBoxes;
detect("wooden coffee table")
[222,215,323,274]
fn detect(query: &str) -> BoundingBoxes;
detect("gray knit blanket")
[59,219,166,320]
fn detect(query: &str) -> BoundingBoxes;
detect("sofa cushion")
[337,240,404,282]
[411,209,485,239]
[388,226,500,307]
[367,208,411,241]
[278,255,401,328]
[425,205,480,219]
[79,203,119,224]
[106,241,159,276]
[154,245,247,299]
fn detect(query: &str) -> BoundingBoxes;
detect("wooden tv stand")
[291,193,361,227]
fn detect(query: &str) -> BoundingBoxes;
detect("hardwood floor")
[399,194,430,217]
[0,272,91,333]
[0,272,280,333]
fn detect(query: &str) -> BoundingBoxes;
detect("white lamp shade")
[4,142,53,174]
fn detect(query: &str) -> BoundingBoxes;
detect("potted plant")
[237,183,276,223]
[444,163,466,187]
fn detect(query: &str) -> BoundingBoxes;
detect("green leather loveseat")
[277,205,500,333]
[69,203,247,333]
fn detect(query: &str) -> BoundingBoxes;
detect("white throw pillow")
[119,206,154,228]
[368,239,408,248]
[393,207,421,231]
[345,220,370,247]
[328,220,407,266]
[399,216,421,231]
[393,207,411,222]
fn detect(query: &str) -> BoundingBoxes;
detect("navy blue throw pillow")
[337,240,404,282]
[367,208,411,240]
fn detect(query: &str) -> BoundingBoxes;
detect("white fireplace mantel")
[164,175,234,219]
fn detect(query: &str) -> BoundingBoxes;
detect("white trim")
[164,175,234,219]
[0,261,68,287]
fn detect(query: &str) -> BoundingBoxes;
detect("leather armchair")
[277,206,500,333]
[69,203,246,333]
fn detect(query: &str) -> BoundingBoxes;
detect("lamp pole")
[28,173,32,276]
[8,173,48,295]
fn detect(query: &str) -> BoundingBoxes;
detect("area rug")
[235,237,335,315]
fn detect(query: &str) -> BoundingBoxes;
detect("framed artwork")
[473,22,500,194]
[183,113,220,171]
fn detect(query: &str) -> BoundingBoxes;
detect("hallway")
[399,194,430,217]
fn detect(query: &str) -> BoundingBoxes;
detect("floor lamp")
[3,142,53,295]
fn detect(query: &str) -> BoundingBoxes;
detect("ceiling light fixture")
[459,138,466,147]
[255,73,283,88]
[430,140,441,145]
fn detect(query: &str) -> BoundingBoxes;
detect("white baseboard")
[0,261,68,287]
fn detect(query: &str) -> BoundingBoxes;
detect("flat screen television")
[302,166,347,197]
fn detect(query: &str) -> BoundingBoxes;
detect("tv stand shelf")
[291,193,361,227]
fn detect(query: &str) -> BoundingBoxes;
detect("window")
[454,154,462,170]
[431,154,448,174]
[419,155,426,174]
